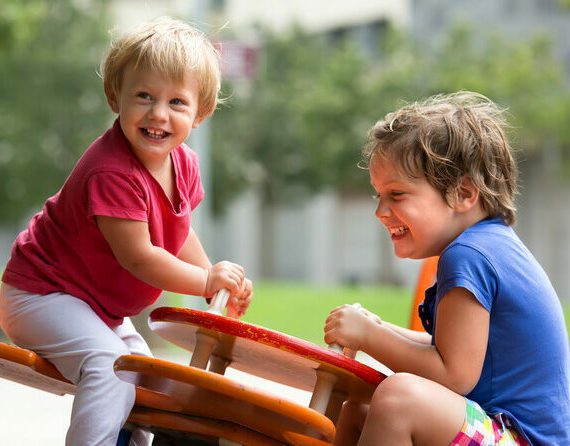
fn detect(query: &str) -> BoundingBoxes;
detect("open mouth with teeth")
[388,225,409,240]
[141,128,170,140]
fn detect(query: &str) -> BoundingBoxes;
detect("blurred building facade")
[2,0,569,301]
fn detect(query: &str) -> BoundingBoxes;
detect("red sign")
[216,40,259,79]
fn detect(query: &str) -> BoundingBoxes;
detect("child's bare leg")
[358,373,465,446]
[333,401,368,446]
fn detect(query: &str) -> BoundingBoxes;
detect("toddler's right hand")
[324,304,379,352]
[203,261,246,299]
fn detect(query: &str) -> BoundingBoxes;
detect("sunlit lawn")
[240,281,414,346]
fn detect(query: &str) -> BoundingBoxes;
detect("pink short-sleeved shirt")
[2,119,204,326]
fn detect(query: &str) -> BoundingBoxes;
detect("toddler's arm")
[96,216,247,300]
[381,320,432,345]
[324,287,489,395]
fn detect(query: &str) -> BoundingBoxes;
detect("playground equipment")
[0,259,437,444]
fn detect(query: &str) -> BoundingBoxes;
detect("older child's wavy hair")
[362,91,518,226]
[100,16,222,120]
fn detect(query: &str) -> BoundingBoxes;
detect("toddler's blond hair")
[101,17,221,120]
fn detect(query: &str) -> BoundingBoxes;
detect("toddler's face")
[109,64,203,167]
[369,155,457,259]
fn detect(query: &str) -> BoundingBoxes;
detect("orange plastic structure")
[0,342,275,444]
[409,256,438,332]
[115,354,336,444]
[128,407,282,445]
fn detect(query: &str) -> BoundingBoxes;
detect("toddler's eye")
[170,98,186,106]
[136,92,152,100]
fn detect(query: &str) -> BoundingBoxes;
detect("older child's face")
[110,64,203,167]
[369,155,459,259]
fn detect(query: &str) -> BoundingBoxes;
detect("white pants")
[0,283,153,446]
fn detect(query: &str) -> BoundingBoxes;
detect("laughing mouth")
[388,225,408,238]
[142,128,170,140]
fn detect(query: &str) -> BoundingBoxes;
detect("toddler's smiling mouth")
[388,225,409,239]
[142,128,170,140]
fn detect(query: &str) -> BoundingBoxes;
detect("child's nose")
[375,200,390,219]
[149,101,168,121]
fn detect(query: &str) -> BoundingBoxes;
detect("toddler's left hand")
[227,278,253,318]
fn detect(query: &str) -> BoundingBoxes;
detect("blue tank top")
[420,217,570,445]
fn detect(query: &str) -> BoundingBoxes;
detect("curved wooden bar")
[127,407,283,446]
[0,341,183,413]
[1,341,313,444]
[0,342,75,395]
[283,431,334,446]
[115,354,336,443]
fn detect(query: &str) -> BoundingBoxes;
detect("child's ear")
[192,115,206,128]
[106,91,119,114]
[455,176,480,212]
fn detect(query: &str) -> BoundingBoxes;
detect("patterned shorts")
[450,399,529,446]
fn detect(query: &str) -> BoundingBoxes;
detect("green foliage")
[0,0,47,52]
[0,0,111,222]
[211,28,373,213]
[425,24,570,154]
[210,22,570,213]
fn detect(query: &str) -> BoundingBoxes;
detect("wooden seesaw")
[2,277,420,445]
[111,291,390,445]
[0,340,281,444]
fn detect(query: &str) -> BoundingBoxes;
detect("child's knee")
[370,373,425,414]
[78,344,130,382]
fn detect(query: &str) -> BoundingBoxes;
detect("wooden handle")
[328,343,344,354]
[206,289,240,319]
[207,289,230,315]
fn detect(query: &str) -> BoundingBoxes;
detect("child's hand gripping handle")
[327,303,363,360]
[310,303,363,414]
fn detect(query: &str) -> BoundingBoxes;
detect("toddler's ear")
[455,176,479,212]
[192,115,206,128]
[106,91,119,114]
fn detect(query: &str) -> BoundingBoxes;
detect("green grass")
[239,281,414,346]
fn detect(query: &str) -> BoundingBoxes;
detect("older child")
[0,17,252,445]
[325,92,570,445]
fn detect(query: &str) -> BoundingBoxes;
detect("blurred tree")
[0,0,46,52]
[421,24,570,156]
[211,28,372,214]
[0,0,111,223]
[211,22,570,213]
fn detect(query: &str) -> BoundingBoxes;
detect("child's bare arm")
[176,225,253,315]
[381,320,432,344]
[96,216,244,297]
[177,227,211,269]
[325,288,489,395]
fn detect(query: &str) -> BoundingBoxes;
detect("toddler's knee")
[79,345,130,382]
[370,373,424,415]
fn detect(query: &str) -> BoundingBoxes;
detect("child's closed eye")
[371,191,405,202]
[136,92,152,101]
